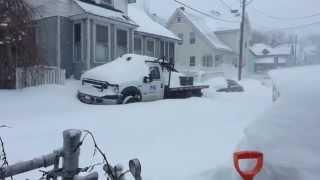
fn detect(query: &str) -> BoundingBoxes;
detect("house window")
[149,66,161,80]
[160,41,165,58]
[169,42,175,63]
[202,55,213,67]
[73,23,82,62]
[95,25,109,63]
[178,33,183,45]
[177,16,182,23]
[101,0,113,6]
[116,29,128,57]
[165,42,169,60]
[190,56,196,67]
[215,55,223,67]
[190,32,196,44]
[146,39,155,57]
[134,37,142,54]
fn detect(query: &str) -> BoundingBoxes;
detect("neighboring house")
[26,0,179,79]
[249,43,293,73]
[167,6,252,79]
[301,45,319,65]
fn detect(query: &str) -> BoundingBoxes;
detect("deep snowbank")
[200,65,320,180]
[0,78,271,180]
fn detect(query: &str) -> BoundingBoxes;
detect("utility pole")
[238,0,246,81]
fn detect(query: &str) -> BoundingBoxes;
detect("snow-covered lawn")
[0,79,271,180]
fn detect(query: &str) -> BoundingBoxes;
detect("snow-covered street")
[0,79,271,180]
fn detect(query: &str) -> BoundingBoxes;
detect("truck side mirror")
[143,76,153,83]
[143,76,149,83]
[129,159,142,180]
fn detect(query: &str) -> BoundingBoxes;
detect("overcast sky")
[138,0,320,35]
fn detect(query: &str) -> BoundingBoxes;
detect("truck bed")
[164,85,210,99]
[168,85,210,92]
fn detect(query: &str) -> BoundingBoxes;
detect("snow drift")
[201,65,320,180]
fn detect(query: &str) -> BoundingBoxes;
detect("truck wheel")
[122,95,136,104]
[78,93,95,104]
[120,87,142,104]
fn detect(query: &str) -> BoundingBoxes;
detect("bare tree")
[0,0,39,89]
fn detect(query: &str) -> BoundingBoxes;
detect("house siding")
[114,0,128,15]
[168,9,252,77]
[168,17,219,70]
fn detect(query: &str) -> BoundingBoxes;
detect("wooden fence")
[15,66,66,89]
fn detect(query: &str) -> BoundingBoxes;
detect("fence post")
[62,129,81,180]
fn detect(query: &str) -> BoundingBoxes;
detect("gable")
[168,8,233,52]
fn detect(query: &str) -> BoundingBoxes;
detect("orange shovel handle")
[233,151,263,180]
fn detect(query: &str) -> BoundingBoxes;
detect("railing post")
[62,129,81,180]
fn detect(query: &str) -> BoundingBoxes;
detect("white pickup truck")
[77,54,209,104]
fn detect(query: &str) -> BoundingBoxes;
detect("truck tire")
[120,87,142,104]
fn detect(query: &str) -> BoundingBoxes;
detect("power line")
[251,7,320,21]
[266,21,320,31]
[174,0,239,23]
[245,0,255,6]
[217,0,233,10]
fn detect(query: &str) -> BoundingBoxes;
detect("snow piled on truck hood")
[199,65,320,180]
[82,54,156,84]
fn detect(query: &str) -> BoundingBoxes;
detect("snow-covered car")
[206,65,320,180]
[216,79,244,92]
[77,54,209,104]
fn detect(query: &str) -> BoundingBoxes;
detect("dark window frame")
[190,56,196,67]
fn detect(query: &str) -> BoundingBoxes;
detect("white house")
[167,6,252,79]
[249,43,293,73]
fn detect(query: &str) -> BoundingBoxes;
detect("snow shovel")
[233,151,263,180]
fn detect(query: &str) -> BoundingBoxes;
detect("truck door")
[144,66,164,101]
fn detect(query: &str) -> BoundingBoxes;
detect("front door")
[143,66,163,101]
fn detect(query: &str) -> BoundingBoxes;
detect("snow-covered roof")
[25,0,83,19]
[179,7,240,33]
[128,5,179,41]
[250,43,273,56]
[272,44,293,56]
[179,9,233,52]
[82,54,156,84]
[255,57,287,64]
[250,43,292,56]
[74,0,137,26]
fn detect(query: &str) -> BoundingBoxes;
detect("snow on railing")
[15,66,66,89]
